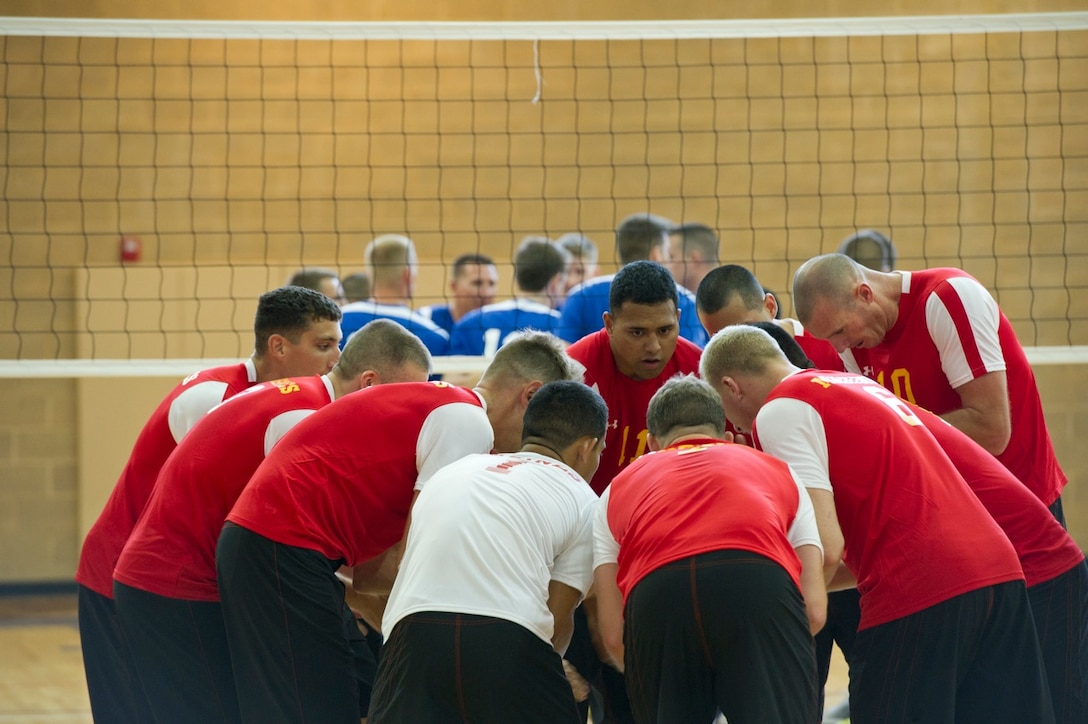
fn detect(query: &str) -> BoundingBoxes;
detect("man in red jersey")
[695,263,843,371]
[112,320,431,724]
[701,325,1054,724]
[793,253,1067,521]
[74,285,342,724]
[567,260,703,496]
[215,331,582,724]
[593,375,825,724]
[564,259,701,723]
[767,327,1088,723]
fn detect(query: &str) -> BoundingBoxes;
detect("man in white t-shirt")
[368,380,608,724]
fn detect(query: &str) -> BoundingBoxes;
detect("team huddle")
[75,220,1086,724]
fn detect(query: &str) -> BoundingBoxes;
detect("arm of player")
[757,399,845,583]
[827,562,858,592]
[808,489,844,584]
[547,579,583,657]
[926,277,1011,456]
[591,563,624,671]
[795,544,828,635]
[944,371,1012,456]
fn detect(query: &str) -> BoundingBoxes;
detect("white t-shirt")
[382,451,598,645]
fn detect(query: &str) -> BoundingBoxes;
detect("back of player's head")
[837,229,897,271]
[287,268,340,294]
[792,253,863,325]
[452,252,495,277]
[479,330,584,387]
[340,272,371,303]
[646,374,726,442]
[514,237,569,293]
[254,286,342,356]
[700,324,788,381]
[746,321,815,369]
[696,264,765,314]
[557,233,599,265]
[337,318,432,379]
[615,212,673,264]
[522,380,608,451]
[670,223,720,263]
[365,234,417,284]
[609,260,677,313]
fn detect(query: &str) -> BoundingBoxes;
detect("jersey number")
[863,384,923,427]
[874,368,917,405]
[616,426,650,467]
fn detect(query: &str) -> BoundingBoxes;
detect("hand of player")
[562,659,591,703]
[723,430,752,447]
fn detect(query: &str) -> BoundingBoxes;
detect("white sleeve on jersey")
[167,380,230,443]
[550,491,598,598]
[755,397,834,493]
[592,487,621,569]
[925,276,1006,389]
[263,409,318,456]
[785,464,824,552]
[414,401,495,490]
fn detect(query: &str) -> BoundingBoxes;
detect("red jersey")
[113,375,335,601]
[918,409,1083,588]
[795,329,844,372]
[601,439,819,604]
[227,381,492,566]
[842,268,1065,504]
[753,370,1023,630]
[75,361,257,598]
[566,329,702,495]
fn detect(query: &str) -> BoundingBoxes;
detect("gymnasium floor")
[0,591,850,723]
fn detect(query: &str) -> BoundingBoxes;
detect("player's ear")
[646,432,662,452]
[721,376,742,400]
[522,380,543,407]
[764,293,779,318]
[574,435,598,463]
[358,370,380,388]
[266,333,287,359]
[603,312,614,334]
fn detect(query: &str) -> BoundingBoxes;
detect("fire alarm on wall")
[120,236,142,263]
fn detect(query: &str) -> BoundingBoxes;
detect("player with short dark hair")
[112,320,431,724]
[368,381,608,723]
[418,252,499,333]
[696,264,842,370]
[75,285,343,724]
[449,237,567,356]
[558,213,707,346]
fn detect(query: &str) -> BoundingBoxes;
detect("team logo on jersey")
[272,379,301,395]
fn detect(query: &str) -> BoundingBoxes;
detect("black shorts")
[369,611,581,724]
[849,580,1054,724]
[624,549,818,724]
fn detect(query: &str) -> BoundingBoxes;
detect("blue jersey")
[557,274,707,347]
[449,299,561,356]
[416,304,455,334]
[340,301,450,356]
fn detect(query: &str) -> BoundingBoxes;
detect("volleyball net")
[2,12,1087,375]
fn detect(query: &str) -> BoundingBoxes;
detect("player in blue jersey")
[340,234,450,355]
[417,253,499,333]
[450,237,568,356]
[558,212,707,348]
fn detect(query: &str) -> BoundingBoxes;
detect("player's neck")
[521,442,566,465]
